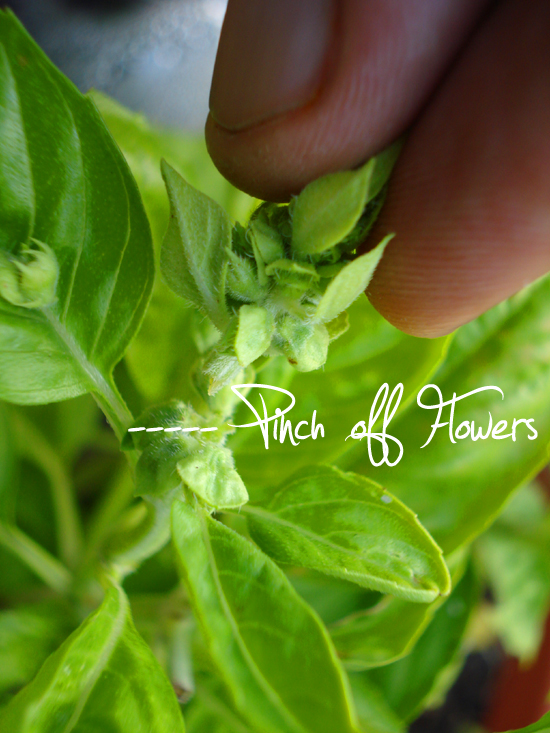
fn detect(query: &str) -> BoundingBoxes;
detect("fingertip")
[206,0,487,201]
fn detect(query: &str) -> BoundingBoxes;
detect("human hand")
[205,0,550,337]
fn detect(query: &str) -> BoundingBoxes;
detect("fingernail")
[210,0,334,131]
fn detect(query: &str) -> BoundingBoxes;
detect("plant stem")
[0,521,71,594]
[43,312,136,446]
[93,376,135,445]
[84,463,135,565]
[110,490,178,578]
[92,377,139,475]
[12,411,84,568]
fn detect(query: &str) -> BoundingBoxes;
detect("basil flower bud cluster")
[124,401,248,511]
[160,142,401,395]
[0,239,58,309]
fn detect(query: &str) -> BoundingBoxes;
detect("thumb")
[206,0,487,201]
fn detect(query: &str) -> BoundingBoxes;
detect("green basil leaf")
[0,582,185,732]
[0,601,74,701]
[291,141,400,258]
[326,311,350,341]
[186,706,237,733]
[243,465,450,603]
[290,141,401,257]
[364,141,403,203]
[91,91,255,238]
[330,550,467,670]
[172,499,359,733]
[291,160,374,256]
[248,214,285,265]
[0,12,154,406]
[92,93,253,405]
[288,570,382,627]
[185,677,254,733]
[330,597,436,671]
[348,274,550,554]
[161,160,231,330]
[367,561,479,722]
[348,676,404,733]
[315,237,391,323]
[476,484,550,661]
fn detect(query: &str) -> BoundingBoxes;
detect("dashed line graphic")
[128,426,218,433]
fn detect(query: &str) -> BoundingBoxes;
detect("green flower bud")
[225,247,265,303]
[234,304,274,367]
[123,402,202,452]
[125,402,205,499]
[248,213,284,265]
[0,239,58,309]
[265,259,321,304]
[203,351,243,395]
[200,365,255,420]
[265,259,318,281]
[277,315,329,372]
[177,444,248,510]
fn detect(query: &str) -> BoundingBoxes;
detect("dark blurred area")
[411,648,503,733]
[7,0,227,129]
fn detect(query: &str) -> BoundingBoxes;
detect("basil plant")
[0,12,549,733]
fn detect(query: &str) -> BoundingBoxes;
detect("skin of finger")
[366,0,550,338]
[205,0,488,201]
[209,0,334,132]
